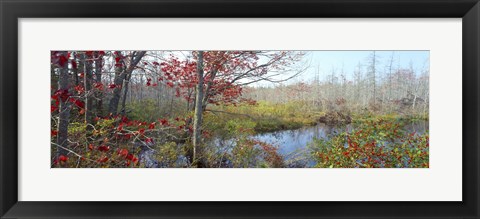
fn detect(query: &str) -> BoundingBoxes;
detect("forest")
[51,50,429,168]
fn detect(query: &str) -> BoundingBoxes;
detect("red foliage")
[98,156,109,163]
[52,89,71,103]
[159,119,169,126]
[58,155,68,162]
[126,154,138,164]
[115,56,123,67]
[71,60,77,69]
[98,145,110,152]
[118,148,129,157]
[158,51,300,107]
[51,105,58,113]
[85,51,94,57]
[74,85,85,94]
[145,138,154,144]
[69,98,85,109]
[93,82,104,90]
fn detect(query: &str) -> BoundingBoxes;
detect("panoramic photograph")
[51,50,429,168]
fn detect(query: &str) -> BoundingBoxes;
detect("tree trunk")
[192,51,204,166]
[72,52,79,85]
[84,53,93,128]
[108,51,125,115]
[108,51,146,115]
[120,70,133,115]
[56,51,70,160]
[201,69,217,111]
[94,51,103,116]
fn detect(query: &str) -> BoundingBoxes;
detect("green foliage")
[205,101,320,134]
[229,138,263,168]
[127,99,188,122]
[308,117,429,168]
[127,99,163,121]
[227,138,284,168]
[68,122,87,135]
[154,141,182,167]
[91,118,115,137]
[225,119,256,136]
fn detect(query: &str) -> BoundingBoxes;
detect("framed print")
[1,0,479,218]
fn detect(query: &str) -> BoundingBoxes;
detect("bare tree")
[108,51,146,115]
[84,53,94,127]
[56,51,70,160]
[192,51,204,166]
[94,51,104,115]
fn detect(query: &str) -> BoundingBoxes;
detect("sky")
[126,50,429,87]
[258,50,430,86]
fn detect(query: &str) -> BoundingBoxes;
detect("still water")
[250,120,429,167]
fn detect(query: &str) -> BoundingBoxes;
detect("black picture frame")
[1,0,479,218]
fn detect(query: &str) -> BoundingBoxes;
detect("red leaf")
[71,60,77,69]
[58,155,68,162]
[159,119,169,126]
[72,99,85,109]
[51,130,58,137]
[98,156,109,163]
[51,105,58,113]
[126,153,138,164]
[58,55,68,67]
[94,82,104,89]
[85,51,94,57]
[74,85,85,94]
[148,122,155,129]
[98,145,110,152]
[53,89,71,102]
[145,138,154,144]
[118,148,129,157]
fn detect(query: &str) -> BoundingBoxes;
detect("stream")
[138,120,428,168]
[249,120,429,167]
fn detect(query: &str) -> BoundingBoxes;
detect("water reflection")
[251,120,429,166]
